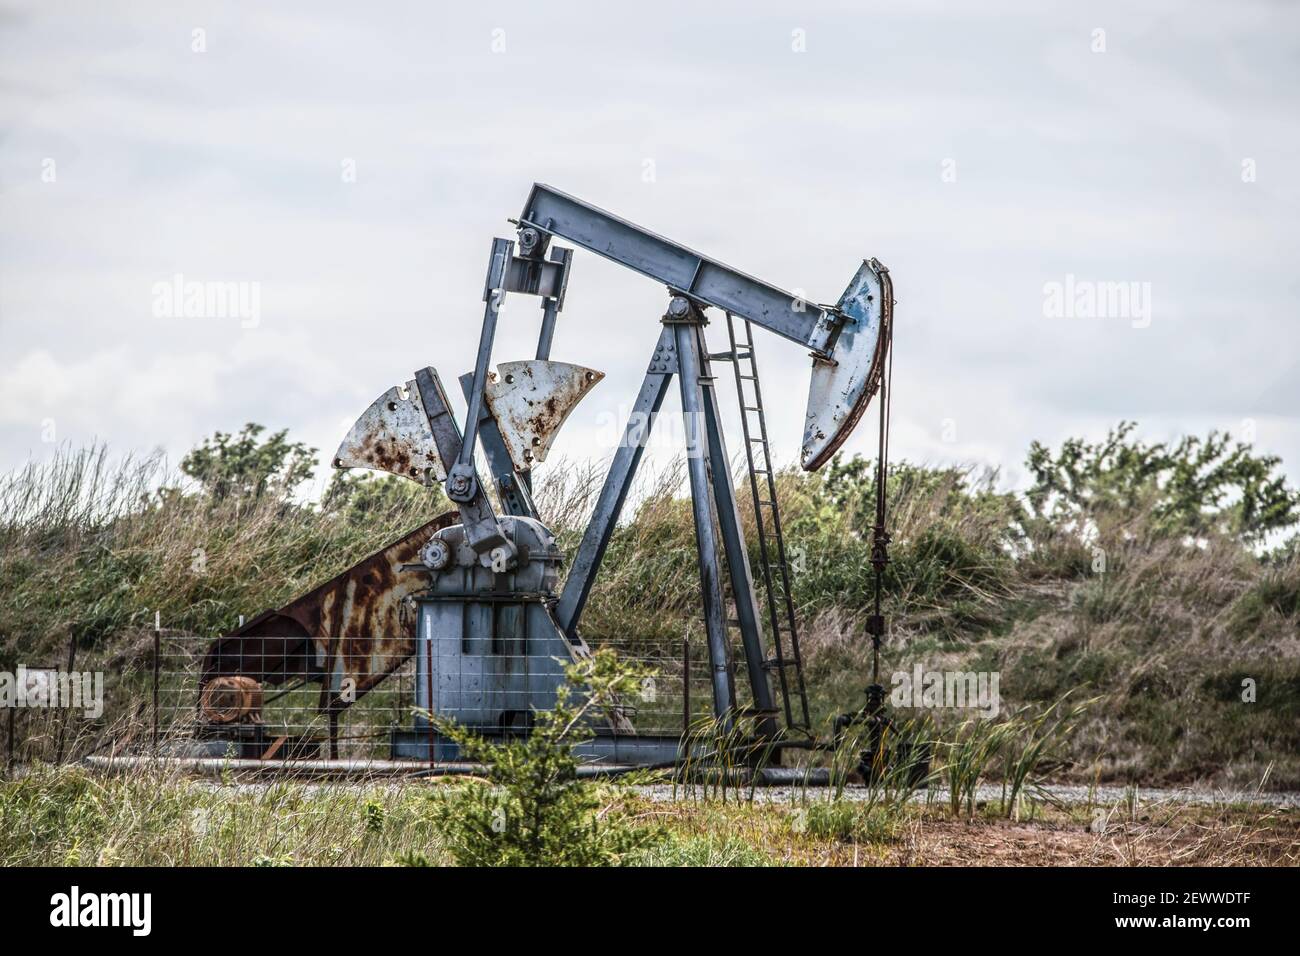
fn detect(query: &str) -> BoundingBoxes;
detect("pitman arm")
[412,366,514,564]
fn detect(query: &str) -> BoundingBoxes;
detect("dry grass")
[2,758,1295,867]
[3,443,1299,786]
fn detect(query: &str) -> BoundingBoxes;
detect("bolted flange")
[445,463,478,503]
[420,536,452,571]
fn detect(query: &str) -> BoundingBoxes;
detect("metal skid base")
[389,728,687,766]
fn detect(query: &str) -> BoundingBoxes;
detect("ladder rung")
[726,319,812,738]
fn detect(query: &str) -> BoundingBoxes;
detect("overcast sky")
[2,0,1297,501]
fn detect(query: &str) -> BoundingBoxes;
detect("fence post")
[682,637,691,737]
[426,637,436,771]
[54,632,76,764]
[152,610,161,751]
[5,707,14,775]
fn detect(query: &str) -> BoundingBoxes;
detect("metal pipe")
[536,298,558,360]
[81,755,839,785]
[81,755,639,780]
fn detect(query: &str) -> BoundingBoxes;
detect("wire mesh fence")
[2,624,761,770]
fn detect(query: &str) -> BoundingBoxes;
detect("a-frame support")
[554,298,777,734]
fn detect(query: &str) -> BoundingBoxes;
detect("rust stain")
[483,361,604,472]
[333,379,445,485]
[199,510,460,713]
[353,433,437,480]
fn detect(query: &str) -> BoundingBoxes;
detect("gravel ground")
[632,782,1300,809]
[150,765,1298,809]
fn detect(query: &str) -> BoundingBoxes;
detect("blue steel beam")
[674,316,737,723]
[447,238,512,505]
[518,184,842,355]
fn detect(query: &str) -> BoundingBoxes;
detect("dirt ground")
[889,814,1297,866]
[629,797,1300,866]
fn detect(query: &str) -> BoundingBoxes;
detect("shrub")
[426,649,656,867]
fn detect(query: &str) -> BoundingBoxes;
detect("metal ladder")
[720,312,812,734]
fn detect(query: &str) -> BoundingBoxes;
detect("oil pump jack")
[198,184,894,766]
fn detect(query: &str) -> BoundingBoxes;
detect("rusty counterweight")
[198,511,460,716]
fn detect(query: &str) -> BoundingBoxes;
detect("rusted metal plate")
[801,258,892,471]
[482,360,604,472]
[333,380,446,485]
[200,512,459,710]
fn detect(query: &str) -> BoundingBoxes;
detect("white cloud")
[1,0,1297,498]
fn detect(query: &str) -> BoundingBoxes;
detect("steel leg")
[696,325,777,734]
[675,320,737,723]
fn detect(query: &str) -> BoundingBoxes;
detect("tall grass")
[942,718,1017,819]
[1001,695,1091,820]
[0,763,451,866]
[0,445,433,663]
[2,440,1299,787]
